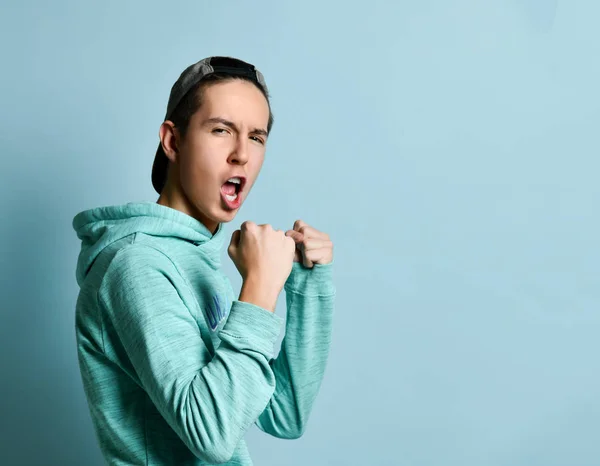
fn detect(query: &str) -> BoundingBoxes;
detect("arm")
[99,245,283,464]
[255,261,336,438]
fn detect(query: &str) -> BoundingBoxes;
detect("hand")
[228,221,296,311]
[285,220,333,268]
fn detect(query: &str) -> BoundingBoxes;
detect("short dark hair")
[168,73,274,138]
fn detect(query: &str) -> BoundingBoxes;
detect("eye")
[250,136,265,145]
[212,128,229,135]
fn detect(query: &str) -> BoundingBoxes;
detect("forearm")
[256,262,335,438]
[171,301,281,460]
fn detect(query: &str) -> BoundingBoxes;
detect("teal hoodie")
[72,202,335,465]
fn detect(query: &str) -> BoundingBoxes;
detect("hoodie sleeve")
[98,245,283,464]
[255,261,336,439]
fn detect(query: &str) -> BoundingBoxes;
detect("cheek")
[247,154,265,184]
[180,137,217,175]
[178,150,215,192]
[250,148,266,171]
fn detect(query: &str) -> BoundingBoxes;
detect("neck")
[157,183,219,235]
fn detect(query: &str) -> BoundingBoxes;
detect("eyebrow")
[204,117,268,137]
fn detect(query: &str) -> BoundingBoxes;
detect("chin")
[186,195,235,227]
[208,205,239,225]
[215,212,236,224]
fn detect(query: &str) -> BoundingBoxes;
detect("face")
[159,79,270,233]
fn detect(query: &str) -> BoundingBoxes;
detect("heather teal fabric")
[72,202,335,465]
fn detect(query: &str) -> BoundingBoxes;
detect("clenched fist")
[285,220,333,268]
[228,221,296,312]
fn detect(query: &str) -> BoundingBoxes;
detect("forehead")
[198,80,270,128]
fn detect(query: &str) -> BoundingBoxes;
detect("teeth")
[225,193,238,201]
[227,177,241,184]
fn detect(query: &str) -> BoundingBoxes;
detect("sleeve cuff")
[219,300,284,357]
[284,261,336,296]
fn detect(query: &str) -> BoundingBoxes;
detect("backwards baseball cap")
[151,56,269,194]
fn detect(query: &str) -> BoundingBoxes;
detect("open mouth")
[221,176,246,203]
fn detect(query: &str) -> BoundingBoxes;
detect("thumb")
[285,229,303,243]
[228,230,241,256]
[285,230,303,263]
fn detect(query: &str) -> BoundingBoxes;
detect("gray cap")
[151,56,268,194]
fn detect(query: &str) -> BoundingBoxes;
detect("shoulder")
[99,243,183,300]
[111,242,173,270]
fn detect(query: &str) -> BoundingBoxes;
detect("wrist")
[239,277,280,313]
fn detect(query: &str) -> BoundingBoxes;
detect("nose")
[228,134,249,165]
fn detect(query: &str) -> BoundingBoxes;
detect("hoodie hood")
[73,201,226,286]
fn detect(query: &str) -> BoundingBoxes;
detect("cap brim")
[151,143,169,194]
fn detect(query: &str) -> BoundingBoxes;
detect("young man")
[72,56,335,465]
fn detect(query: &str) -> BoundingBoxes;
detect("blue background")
[1,1,599,465]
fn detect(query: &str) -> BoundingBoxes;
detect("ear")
[159,121,180,163]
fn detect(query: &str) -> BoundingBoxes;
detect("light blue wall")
[1,1,598,465]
